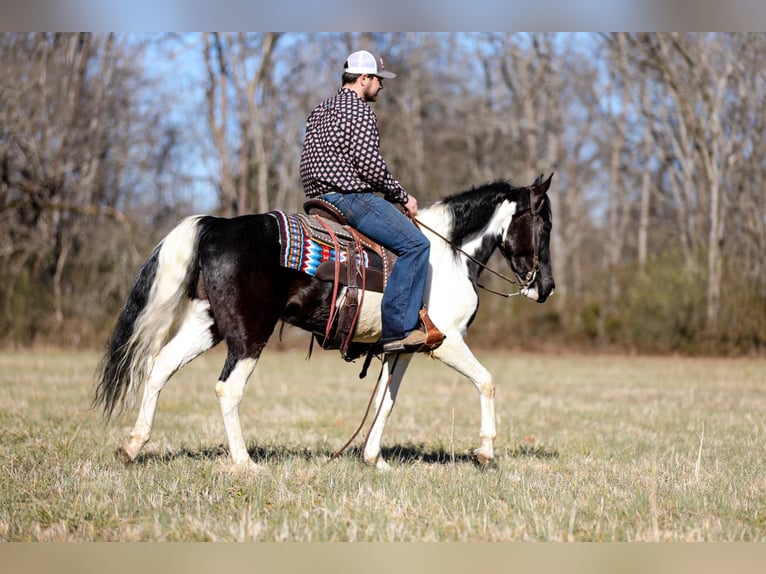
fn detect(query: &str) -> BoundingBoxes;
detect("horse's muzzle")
[520,286,539,301]
[525,279,554,303]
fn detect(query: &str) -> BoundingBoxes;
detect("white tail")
[117,215,204,409]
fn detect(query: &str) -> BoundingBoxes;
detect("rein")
[412,190,542,298]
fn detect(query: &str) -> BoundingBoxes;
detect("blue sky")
[3,1,763,32]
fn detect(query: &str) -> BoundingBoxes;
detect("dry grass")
[0,346,764,541]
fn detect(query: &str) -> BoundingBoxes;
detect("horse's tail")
[94,215,206,420]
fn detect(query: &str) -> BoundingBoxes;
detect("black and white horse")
[94,174,555,471]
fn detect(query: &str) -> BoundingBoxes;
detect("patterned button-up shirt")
[300,88,408,205]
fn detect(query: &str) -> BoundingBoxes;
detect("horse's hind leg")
[214,349,262,471]
[117,299,216,463]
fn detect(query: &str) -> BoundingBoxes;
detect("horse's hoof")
[115,446,135,465]
[221,458,269,476]
[472,449,495,467]
[362,454,391,471]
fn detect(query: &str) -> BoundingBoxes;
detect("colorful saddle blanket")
[270,209,387,360]
[269,210,380,279]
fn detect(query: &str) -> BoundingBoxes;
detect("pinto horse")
[94,173,555,471]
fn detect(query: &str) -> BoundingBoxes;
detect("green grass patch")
[0,348,764,541]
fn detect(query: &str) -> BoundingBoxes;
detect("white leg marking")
[120,300,215,462]
[216,358,259,469]
[363,354,412,470]
[431,334,496,464]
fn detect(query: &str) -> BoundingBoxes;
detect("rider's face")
[362,75,383,102]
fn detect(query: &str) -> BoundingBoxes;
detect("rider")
[300,49,444,353]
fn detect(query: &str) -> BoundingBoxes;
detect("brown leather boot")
[382,330,430,353]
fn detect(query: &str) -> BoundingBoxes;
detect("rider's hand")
[404,195,418,217]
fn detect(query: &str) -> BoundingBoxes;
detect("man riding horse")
[300,49,444,354]
[94,48,556,472]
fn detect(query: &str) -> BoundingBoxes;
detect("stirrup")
[418,308,446,351]
[381,310,445,354]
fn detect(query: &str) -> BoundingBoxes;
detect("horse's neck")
[418,203,501,292]
[420,199,508,264]
[416,203,450,236]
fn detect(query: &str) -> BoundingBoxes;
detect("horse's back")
[198,213,280,252]
[197,213,284,296]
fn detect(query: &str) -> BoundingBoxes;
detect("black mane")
[441,181,529,246]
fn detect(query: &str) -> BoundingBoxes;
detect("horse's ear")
[533,172,553,196]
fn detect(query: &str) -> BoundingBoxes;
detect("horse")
[94,173,555,472]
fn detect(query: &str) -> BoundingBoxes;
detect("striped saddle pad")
[268,210,388,292]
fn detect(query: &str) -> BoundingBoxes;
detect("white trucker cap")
[343,50,396,79]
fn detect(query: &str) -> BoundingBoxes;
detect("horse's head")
[500,173,556,303]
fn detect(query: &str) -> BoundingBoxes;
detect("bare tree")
[2,32,763,352]
[629,33,739,330]
[202,32,283,216]
[0,33,187,345]
[603,33,632,308]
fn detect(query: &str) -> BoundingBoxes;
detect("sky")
[2,0,764,32]
[137,35,216,211]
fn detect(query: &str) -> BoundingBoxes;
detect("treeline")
[1,32,764,354]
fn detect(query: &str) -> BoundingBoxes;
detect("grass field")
[0,346,764,541]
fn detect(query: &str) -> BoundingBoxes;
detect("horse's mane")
[439,181,529,245]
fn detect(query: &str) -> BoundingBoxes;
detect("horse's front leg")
[431,336,496,466]
[362,353,412,470]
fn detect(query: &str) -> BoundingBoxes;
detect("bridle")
[413,188,545,299]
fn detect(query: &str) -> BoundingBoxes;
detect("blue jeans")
[321,192,430,343]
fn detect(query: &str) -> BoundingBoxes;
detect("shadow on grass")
[132,440,558,466]
[509,444,560,459]
[377,444,477,465]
